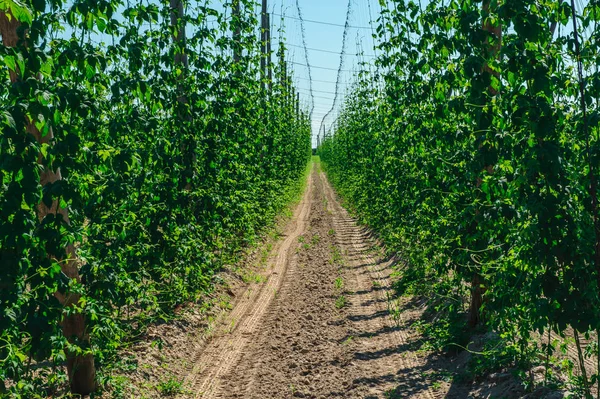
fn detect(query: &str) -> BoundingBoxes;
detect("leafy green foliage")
[0,0,33,23]
[156,375,185,396]
[0,0,310,395]
[320,0,600,390]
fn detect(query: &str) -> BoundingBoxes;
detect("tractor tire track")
[320,171,438,399]
[181,167,314,398]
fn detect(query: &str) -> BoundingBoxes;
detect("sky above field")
[210,0,383,147]
[267,0,382,147]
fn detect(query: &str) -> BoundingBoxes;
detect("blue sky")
[200,0,382,146]
[268,0,382,146]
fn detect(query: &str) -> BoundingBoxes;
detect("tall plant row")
[321,0,600,392]
[0,0,311,396]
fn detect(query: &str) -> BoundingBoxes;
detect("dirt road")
[178,163,440,399]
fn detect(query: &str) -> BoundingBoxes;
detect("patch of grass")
[282,207,293,219]
[330,245,344,266]
[241,270,266,284]
[108,375,132,399]
[297,235,311,250]
[269,229,282,240]
[311,233,321,245]
[258,245,271,268]
[335,295,347,309]
[150,338,164,350]
[156,376,184,396]
[334,277,344,291]
[411,310,469,354]
[466,336,527,381]
[226,318,236,333]
[217,296,232,311]
[328,229,335,236]
[384,386,404,399]
[385,291,403,328]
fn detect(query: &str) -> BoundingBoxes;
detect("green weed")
[311,233,321,245]
[334,277,344,291]
[156,376,184,396]
[335,295,347,309]
[330,245,344,266]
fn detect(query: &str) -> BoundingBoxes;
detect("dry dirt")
[208,165,440,399]
[115,162,561,399]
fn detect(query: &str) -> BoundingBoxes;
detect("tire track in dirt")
[181,168,314,399]
[221,167,356,398]
[320,170,438,399]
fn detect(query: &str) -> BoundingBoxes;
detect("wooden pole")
[468,0,501,329]
[170,0,194,189]
[267,13,272,91]
[261,0,267,91]
[0,11,96,395]
[232,0,241,63]
[170,0,188,68]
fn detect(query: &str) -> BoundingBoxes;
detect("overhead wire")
[297,88,344,95]
[293,0,315,123]
[275,0,381,145]
[296,76,353,85]
[318,0,354,141]
[285,42,376,57]
[291,61,352,72]
[272,12,372,30]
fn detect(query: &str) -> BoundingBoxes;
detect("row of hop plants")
[0,0,311,396]
[321,0,600,395]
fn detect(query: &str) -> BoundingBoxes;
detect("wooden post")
[317,124,321,148]
[468,0,501,329]
[281,60,287,89]
[232,0,241,63]
[170,0,188,68]
[260,0,267,91]
[0,11,96,395]
[569,5,599,396]
[170,0,194,189]
[267,13,272,91]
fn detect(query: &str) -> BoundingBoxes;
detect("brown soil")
[182,164,440,399]
[115,163,561,399]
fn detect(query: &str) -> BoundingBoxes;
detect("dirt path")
[180,170,314,398]
[184,163,438,398]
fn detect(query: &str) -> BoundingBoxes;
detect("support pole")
[0,11,96,396]
[267,13,272,91]
[232,0,241,63]
[261,0,267,90]
[170,0,188,68]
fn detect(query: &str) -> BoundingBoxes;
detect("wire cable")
[293,0,315,124]
[318,0,354,141]
[272,12,371,30]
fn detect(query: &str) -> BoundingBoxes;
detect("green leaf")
[0,0,33,23]
[3,55,16,72]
